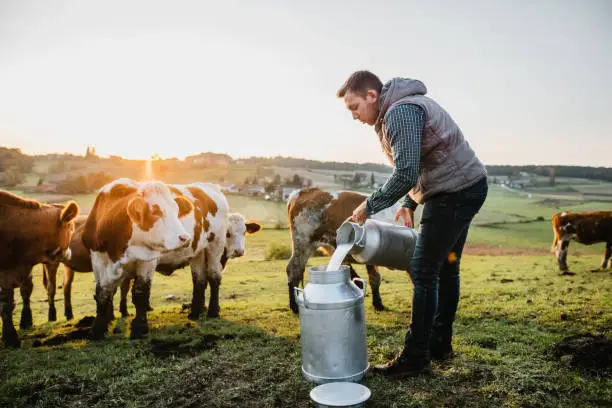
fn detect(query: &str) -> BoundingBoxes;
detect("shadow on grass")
[1,312,313,408]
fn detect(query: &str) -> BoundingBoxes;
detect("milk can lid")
[310,382,371,406]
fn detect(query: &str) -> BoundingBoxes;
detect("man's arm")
[366,104,424,216]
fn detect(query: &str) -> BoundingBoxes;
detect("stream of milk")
[326,242,354,271]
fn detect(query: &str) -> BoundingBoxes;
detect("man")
[338,71,488,377]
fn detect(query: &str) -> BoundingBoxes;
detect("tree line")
[485,165,612,183]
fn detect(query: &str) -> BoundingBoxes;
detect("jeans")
[404,177,488,359]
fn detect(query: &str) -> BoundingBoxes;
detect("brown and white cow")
[118,184,262,320]
[41,184,262,323]
[82,179,194,340]
[551,211,612,274]
[0,191,79,347]
[286,187,401,314]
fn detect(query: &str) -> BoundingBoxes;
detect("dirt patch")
[552,334,612,375]
[463,244,550,256]
[535,198,581,208]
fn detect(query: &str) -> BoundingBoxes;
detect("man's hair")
[336,70,383,98]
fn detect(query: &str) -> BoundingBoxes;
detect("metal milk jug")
[336,219,419,271]
[294,265,369,384]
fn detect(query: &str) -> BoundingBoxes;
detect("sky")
[0,0,610,166]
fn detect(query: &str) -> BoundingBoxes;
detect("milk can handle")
[342,216,366,248]
[352,278,367,297]
[293,287,309,310]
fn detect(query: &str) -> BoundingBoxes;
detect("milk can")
[336,219,419,271]
[294,265,369,384]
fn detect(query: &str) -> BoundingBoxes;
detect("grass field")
[1,177,611,407]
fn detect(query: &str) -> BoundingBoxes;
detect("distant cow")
[118,184,262,320]
[551,211,612,273]
[286,187,401,314]
[0,191,78,347]
[82,179,194,340]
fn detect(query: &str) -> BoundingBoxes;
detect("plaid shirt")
[366,104,424,215]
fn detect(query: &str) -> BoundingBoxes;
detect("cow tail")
[551,213,560,252]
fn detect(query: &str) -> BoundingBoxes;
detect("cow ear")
[127,196,146,224]
[175,196,194,218]
[245,221,262,235]
[60,201,79,224]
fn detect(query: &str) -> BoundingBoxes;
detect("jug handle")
[352,278,367,297]
[341,216,367,248]
[293,287,309,310]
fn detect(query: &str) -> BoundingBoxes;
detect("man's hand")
[395,207,414,228]
[352,201,368,225]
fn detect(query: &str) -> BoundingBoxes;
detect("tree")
[0,147,33,173]
[351,172,367,187]
[370,173,375,188]
[2,166,24,187]
[548,167,556,186]
[85,145,98,159]
[291,174,303,187]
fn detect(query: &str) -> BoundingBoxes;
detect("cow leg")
[19,275,34,330]
[601,242,612,269]
[366,264,385,311]
[348,264,361,281]
[348,264,365,290]
[63,266,75,320]
[207,278,221,318]
[286,244,316,314]
[43,263,58,321]
[90,258,126,340]
[90,284,115,340]
[0,288,19,348]
[119,278,131,317]
[122,277,153,313]
[205,241,225,319]
[188,251,207,320]
[557,239,571,274]
[130,261,156,339]
[130,278,151,339]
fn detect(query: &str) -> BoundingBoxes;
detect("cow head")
[127,181,193,252]
[225,213,262,258]
[46,201,80,262]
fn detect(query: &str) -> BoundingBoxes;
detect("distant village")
[0,147,385,202]
[2,147,611,202]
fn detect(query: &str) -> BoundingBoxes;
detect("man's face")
[344,89,379,126]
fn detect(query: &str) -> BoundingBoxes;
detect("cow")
[551,211,612,274]
[0,190,79,347]
[82,179,194,340]
[41,215,90,321]
[286,187,401,314]
[41,184,262,323]
[118,185,262,320]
